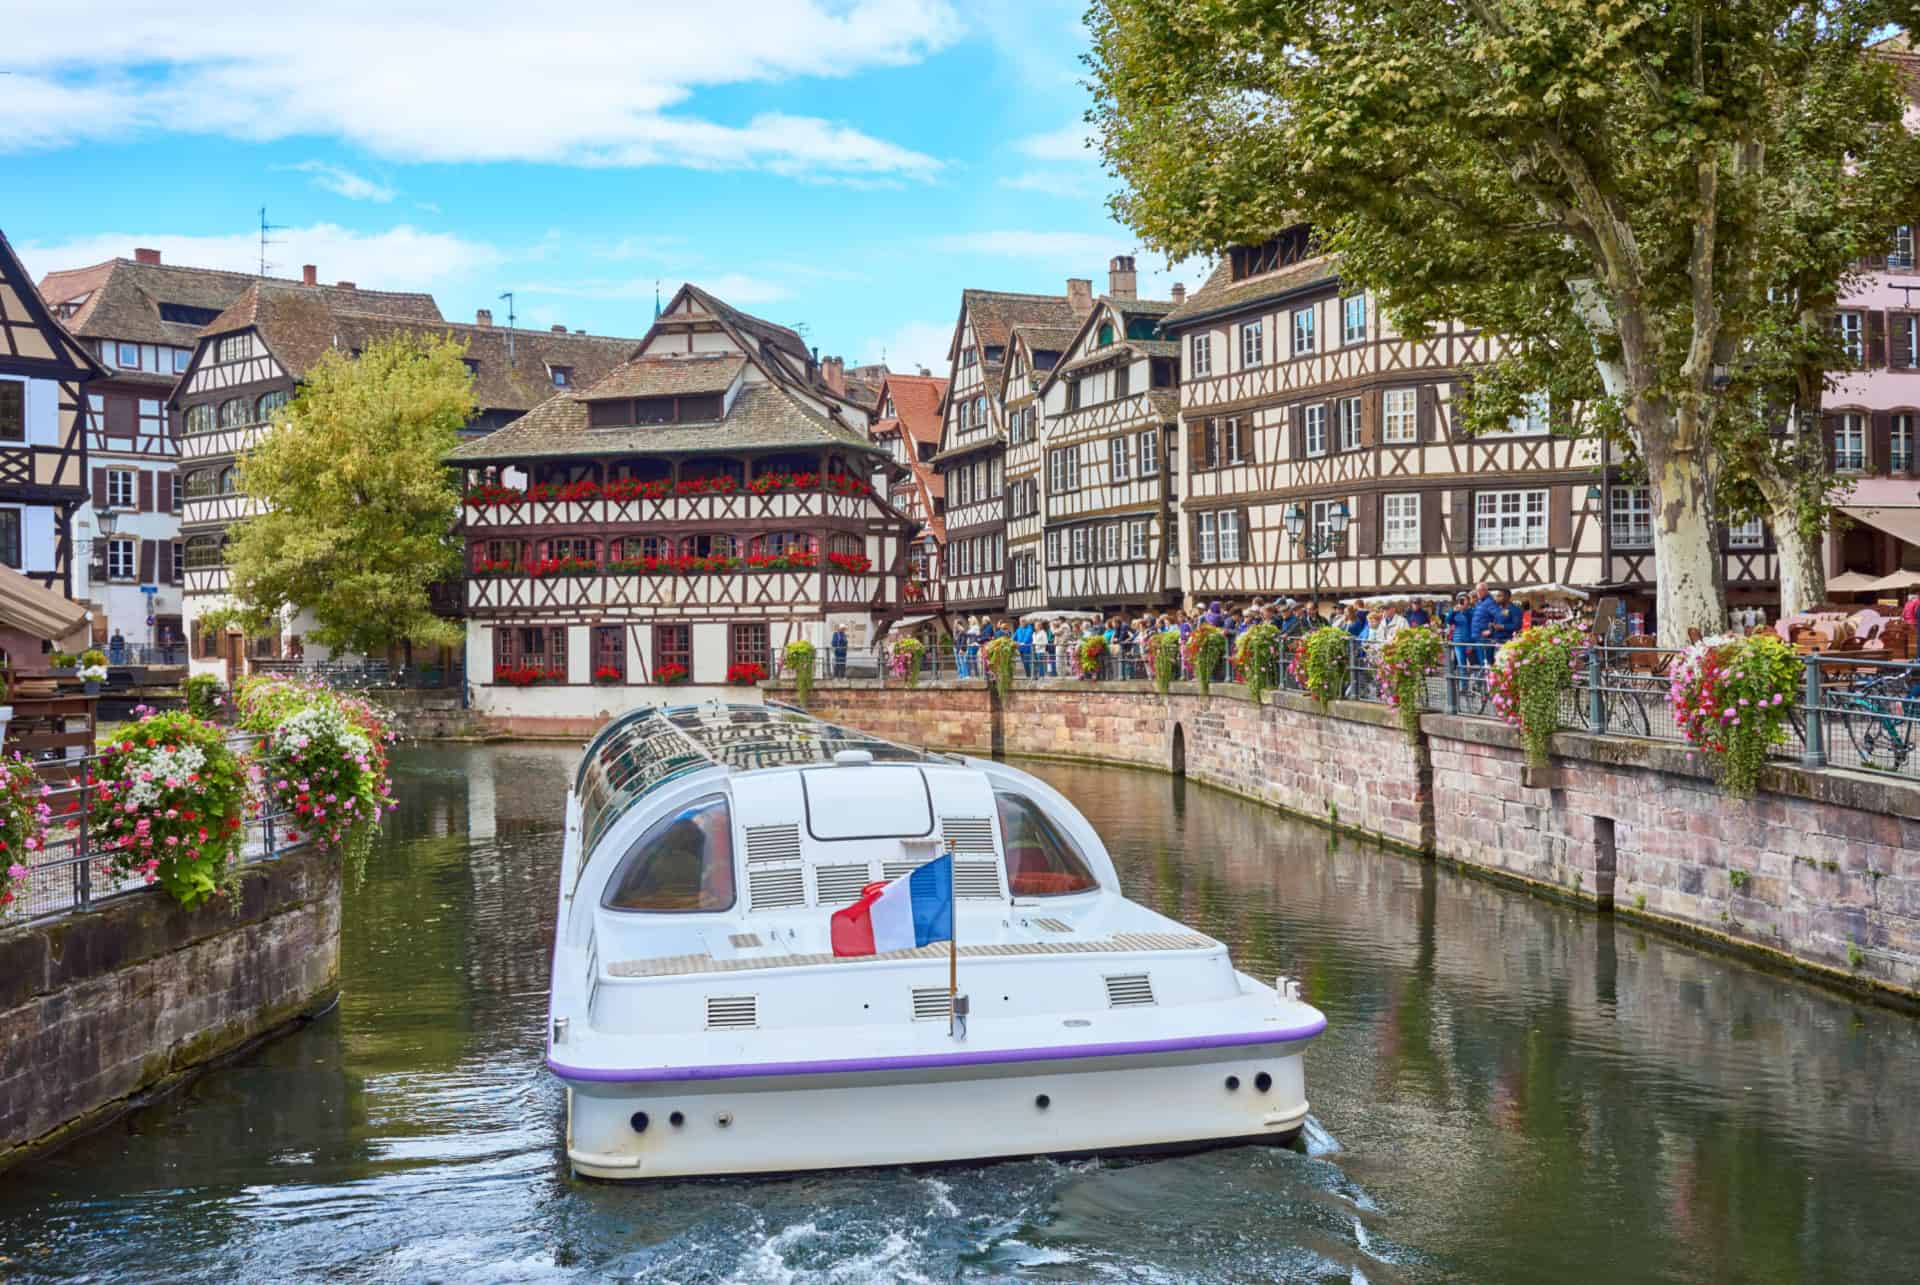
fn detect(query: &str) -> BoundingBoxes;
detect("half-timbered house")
[446,284,915,729]
[37,249,263,652]
[1001,321,1078,614]
[172,278,635,679]
[1035,259,1182,613]
[0,228,104,607]
[869,371,948,605]
[932,285,1087,617]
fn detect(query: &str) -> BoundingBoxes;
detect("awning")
[0,563,90,649]
[1826,570,1881,592]
[1869,569,1920,591]
[1840,505,1920,546]
[1511,582,1592,602]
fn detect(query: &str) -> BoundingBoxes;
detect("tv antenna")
[257,207,285,277]
[498,291,516,362]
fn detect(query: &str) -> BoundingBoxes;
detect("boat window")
[602,795,737,913]
[993,790,1098,897]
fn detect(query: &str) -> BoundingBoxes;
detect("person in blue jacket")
[1445,593,1475,669]
[1014,619,1034,677]
[1483,587,1523,654]
[1469,583,1503,663]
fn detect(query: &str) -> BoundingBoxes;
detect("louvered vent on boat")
[745,823,803,863]
[815,864,874,905]
[705,994,758,1029]
[940,816,997,855]
[728,933,763,949]
[747,866,805,910]
[954,860,1003,899]
[1104,973,1156,1007]
[1034,917,1072,934]
[911,987,953,1021]
[882,860,920,882]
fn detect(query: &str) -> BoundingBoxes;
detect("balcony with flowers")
[457,455,880,531]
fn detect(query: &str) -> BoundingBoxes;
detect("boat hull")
[560,1041,1311,1180]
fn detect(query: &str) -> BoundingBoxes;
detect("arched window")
[184,405,214,435]
[1097,322,1114,346]
[182,469,219,499]
[750,532,814,557]
[679,534,737,559]
[218,467,237,494]
[218,397,249,428]
[827,533,862,557]
[184,535,226,569]
[256,390,289,420]
[536,460,597,487]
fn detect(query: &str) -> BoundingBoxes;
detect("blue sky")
[1,1,1196,375]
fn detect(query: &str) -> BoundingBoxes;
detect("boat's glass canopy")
[576,702,944,859]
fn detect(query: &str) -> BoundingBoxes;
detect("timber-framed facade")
[869,371,948,607]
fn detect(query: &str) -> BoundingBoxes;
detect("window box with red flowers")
[592,666,624,685]
[655,662,690,686]
[824,473,872,497]
[675,475,740,496]
[494,665,566,687]
[525,555,601,579]
[747,470,820,495]
[744,549,818,573]
[604,477,671,501]
[472,557,520,578]
[463,483,525,509]
[727,662,767,685]
[826,551,873,575]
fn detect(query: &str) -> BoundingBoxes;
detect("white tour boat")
[547,703,1326,1179]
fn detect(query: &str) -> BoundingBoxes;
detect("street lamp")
[1283,500,1349,613]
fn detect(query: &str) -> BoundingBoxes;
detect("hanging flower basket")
[87,711,249,909]
[1488,622,1587,771]
[1668,632,1799,798]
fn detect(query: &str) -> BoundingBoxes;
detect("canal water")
[2,745,1917,1283]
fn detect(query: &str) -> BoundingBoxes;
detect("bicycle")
[1821,666,1920,773]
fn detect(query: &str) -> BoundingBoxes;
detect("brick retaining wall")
[778,676,1919,1004]
[0,848,342,1171]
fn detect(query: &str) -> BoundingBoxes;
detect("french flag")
[830,854,954,957]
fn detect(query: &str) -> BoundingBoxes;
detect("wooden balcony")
[464,569,886,616]
[459,490,875,531]
[181,422,269,462]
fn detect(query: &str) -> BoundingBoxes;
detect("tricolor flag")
[830,854,954,957]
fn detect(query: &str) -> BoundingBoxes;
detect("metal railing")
[1,735,314,926]
[248,659,457,691]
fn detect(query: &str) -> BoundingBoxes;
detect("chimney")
[335,280,356,289]
[1108,255,1138,302]
[133,247,161,266]
[551,324,567,333]
[475,308,493,327]
[823,355,846,394]
[1067,278,1093,318]
[302,265,318,286]
[1171,282,1186,306]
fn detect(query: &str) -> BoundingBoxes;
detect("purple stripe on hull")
[550,1018,1328,1084]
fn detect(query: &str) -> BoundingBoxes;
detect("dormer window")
[587,394,724,427]
[1097,322,1114,347]
[550,365,573,387]
[883,397,895,419]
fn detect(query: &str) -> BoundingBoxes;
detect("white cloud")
[18,223,503,295]
[1013,122,1095,162]
[283,160,395,203]
[0,2,959,181]
[856,319,953,376]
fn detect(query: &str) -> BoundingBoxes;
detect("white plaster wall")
[691,622,729,683]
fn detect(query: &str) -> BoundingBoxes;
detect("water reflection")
[0,747,1913,1284]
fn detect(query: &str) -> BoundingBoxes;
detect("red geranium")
[726,662,767,685]
[494,665,564,687]
[656,662,690,685]
[592,665,623,685]
[826,551,873,575]
[463,483,524,508]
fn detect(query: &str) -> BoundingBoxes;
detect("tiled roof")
[1161,255,1337,328]
[1056,339,1179,380]
[962,289,1079,351]
[1013,324,1081,358]
[38,257,440,348]
[683,283,811,362]
[874,373,947,447]
[444,380,882,464]
[578,355,746,400]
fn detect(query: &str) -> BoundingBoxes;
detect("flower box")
[655,663,690,686]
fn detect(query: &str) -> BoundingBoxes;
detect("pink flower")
[6,863,24,879]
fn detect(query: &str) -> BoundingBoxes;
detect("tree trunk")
[1647,445,1727,646]
[1772,512,1825,617]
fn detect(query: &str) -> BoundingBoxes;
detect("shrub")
[982,635,1016,698]
[1235,623,1283,705]
[1150,630,1180,695]
[1488,622,1587,770]
[49,651,76,669]
[81,648,108,668]
[1293,627,1351,709]
[1378,624,1449,743]
[184,673,224,720]
[890,637,925,689]
[1184,624,1226,695]
[88,711,249,908]
[0,754,52,913]
[1668,632,1799,798]
[784,640,816,704]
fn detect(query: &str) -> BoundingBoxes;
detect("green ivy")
[783,639,816,705]
[982,635,1016,699]
[1235,623,1282,705]
[1378,624,1447,744]
[1150,630,1180,695]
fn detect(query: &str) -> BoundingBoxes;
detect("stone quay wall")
[0,847,342,1171]
[775,676,1919,1005]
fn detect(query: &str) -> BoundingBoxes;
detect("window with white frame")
[1728,517,1765,548]
[107,469,136,509]
[1101,523,1119,561]
[1218,509,1242,561]
[1191,333,1212,377]
[1382,493,1421,555]
[1895,414,1913,473]
[1071,526,1088,564]
[1196,512,1217,564]
[1504,391,1550,436]
[1127,519,1148,560]
[1475,489,1549,550]
[1337,397,1362,452]
[1110,435,1131,482]
[1303,403,1327,457]
[1293,306,1316,356]
[1901,316,1920,369]
[1894,225,1915,269]
[1241,320,1264,368]
[1045,529,1061,565]
[1310,499,1344,549]
[1342,294,1367,345]
[1836,413,1866,469]
[1138,428,1159,475]
[107,537,136,581]
[1383,387,1418,443]
[1839,312,1864,363]
[171,540,184,581]
[1609,486,1653,547]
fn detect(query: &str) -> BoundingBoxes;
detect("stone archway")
[1169,722,1186,777]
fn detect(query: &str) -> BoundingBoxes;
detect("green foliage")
[1235,623,1282,705]
[79,648,107,668]
[1149,630,1180,695]
[784,640,816,706]
[1848,941,1866,970]
[227,333,475,655]
[890,636,925,689]
[49,651,75,669]
[1729,868,1751,890]
[1635,893,1647,911]
[90,711,249,908]
[1488,624,1586,770]
[982,635,1016,700]
[184,673,224,721]
[1184,624,1226,696]
[1297,627,1351,710]
[1087,0,1920,638]
[1670,632,1801,798]
[1379,624,1448,744]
